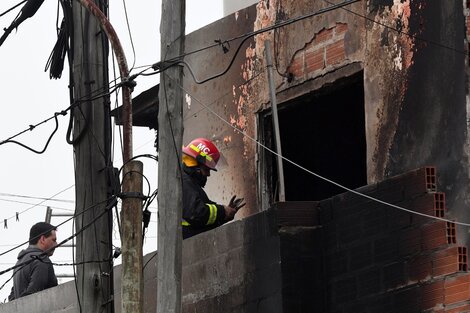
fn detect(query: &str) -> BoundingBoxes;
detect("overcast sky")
[0,0,223,302]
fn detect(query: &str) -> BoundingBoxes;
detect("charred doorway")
[260,71,366,203]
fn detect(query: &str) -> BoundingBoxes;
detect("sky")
[0,0,224,302]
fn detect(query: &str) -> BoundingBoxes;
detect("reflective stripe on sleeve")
[206,204,217,225]
[182,220,190,226]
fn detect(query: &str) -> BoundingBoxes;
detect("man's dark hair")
[29,222,56,245]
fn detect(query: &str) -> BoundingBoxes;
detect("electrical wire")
[71,213,81,313]
[0,185,74,228]
[142,251,157,271]
[0,74,121,149]
[0,0,26,18]
[146,0,468,87]
[4,0,466,155]
[0,77,121,152]
[0,196,114,258]
[0,276,13,298]
[149,0,361,86]
[4,0,466,290]
[36,257,114,267]
[0,111,65,149]
[0,197,117,280]
[2,0,309,155]
[166,71,470,228]
[142,188,157,243]
[1,0,461,239]
[119,0,136,71]
[0,198,73,212]
[1,111,66,154]
[0,193,74,203]
[119,170,151,200]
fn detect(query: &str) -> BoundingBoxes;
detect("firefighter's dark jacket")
[182,164,226,239]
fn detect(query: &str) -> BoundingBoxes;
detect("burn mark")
[367,0,418,181]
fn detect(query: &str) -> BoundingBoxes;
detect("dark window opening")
[261,71,367,202]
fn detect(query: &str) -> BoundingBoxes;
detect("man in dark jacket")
[8,222,58,301]
[182,138,245,239]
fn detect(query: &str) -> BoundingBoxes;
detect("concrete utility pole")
[71,0,113,312]
[121,160,144,313]
[157,0,185,312]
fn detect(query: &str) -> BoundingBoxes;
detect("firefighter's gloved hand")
[229,195,246,211]
[224,195,246,221]
[224,205,237,221]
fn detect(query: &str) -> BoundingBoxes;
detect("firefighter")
[181,137,245,239]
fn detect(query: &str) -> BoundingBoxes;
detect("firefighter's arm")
[184,193,226,226]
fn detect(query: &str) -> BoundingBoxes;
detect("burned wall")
[181,0,470,231]
[181,0,366,215]
[181,5,259,217]
[364,1,470,227]
[1,210,282,313]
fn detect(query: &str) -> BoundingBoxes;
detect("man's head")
[29,222,57,256]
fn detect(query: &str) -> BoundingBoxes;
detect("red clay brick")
[383,262,406,290]
[422,221,449,251]
[433,247,466,277]
[403,193,435,216]
[305,48,324,73]
[378,168,434,200]
[425,167,437,191]
[314,27,334,44]
[460,247,468,271]
[409,254,432,282]
[434,193,446,218]
[421,280,445,310]
[447,222,457,244]
[402,167,437,199]
[399,227,421,257]
[406,193,444,223]
[335,22,348,35]
[444,274,470,305]
[288,53,304,78]
[325,40,345,66]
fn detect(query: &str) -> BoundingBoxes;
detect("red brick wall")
[287,23,348,80]
[279,167,470,312]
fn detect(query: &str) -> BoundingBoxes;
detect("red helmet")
[182,138,220,170]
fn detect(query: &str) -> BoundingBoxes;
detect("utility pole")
[71,0,113,312]
[157,0,185,312]
[72,0,140,312]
